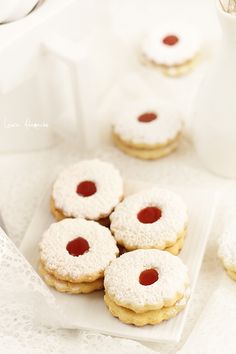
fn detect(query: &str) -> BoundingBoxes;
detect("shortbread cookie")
[110,188,188,254]
[39,262,104,294]
[50,198,111,227]
[141,25,201,77]
[218,222,236,280]
[104,249,190,326]
[112,99,182,160]
[39,218,119,293]
[51,159,123,222]
[104,290,189,327]
[165,234,185,255]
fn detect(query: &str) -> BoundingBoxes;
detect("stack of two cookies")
[104,249,190,326]
[39,159,123,294]
[103,187,190,326]
[39,218,119,294]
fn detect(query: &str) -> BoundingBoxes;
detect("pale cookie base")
[50,197,111,227]
[39,262,104,294]
[107,288,186,313]
[104,293,186,326]
[218,257,236,281]
[141,53,200,77]
[112,130,182,150]
[40,257,104,284]
[112,131,180,160]
[115,225,187,255]
[164,234,184,255]
[225,268,236,281]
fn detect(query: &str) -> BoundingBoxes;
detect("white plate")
[20,180,216,343]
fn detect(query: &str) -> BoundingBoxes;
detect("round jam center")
[76,181,97,197]
[162,35,179,46]
[137,206,162,224]
[139,269,159,286]
[66,237,89,257]
[138,112,157,123]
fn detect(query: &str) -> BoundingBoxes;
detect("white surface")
[178,275,236,354]
[193,0,236,178]
[20,179,216,343]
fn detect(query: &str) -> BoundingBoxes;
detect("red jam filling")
[138,112,157,123]
[66,237,89,257]
[137,206,162,224]
[162,35,179,46]
[139,268,159,286]
[76,181,97,197]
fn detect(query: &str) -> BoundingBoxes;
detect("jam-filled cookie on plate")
[110,188,188,255]
[104,249,190,326]
[112,99,183,160]
[39,218,119,294]
[51,159,124,226]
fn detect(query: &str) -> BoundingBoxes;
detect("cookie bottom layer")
[104,293,186,326]
[116,225,187,255]
[112,131,180,160]
[164,234,184,255]
[226,268,236,281]
[39,262,104,294]
[50,197,111,227]
[141,53,199,77]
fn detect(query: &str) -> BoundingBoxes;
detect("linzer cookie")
[218,222,236,281]
[110,188,188,255]
[39,218,119,294]
[104,249,190,326]
[141,25,201,77]
[112,99,182,160]
[51,159,123,225]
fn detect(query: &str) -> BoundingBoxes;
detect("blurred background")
[0,0,219,151]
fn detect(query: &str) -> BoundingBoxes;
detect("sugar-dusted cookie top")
[40,218,119,282]
[104,249,189,311]
[110,188,188,250]
[52,159,124,220]
[112,99,182,146]
[142,24,200,66]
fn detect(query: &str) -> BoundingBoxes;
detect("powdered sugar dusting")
[52,159,123,220]
[40,218,119,280]
[104,249,189,308]
[218,222,236,270]
[112,99,182,145]
[142,24,200,66]
[110,188,188,249]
